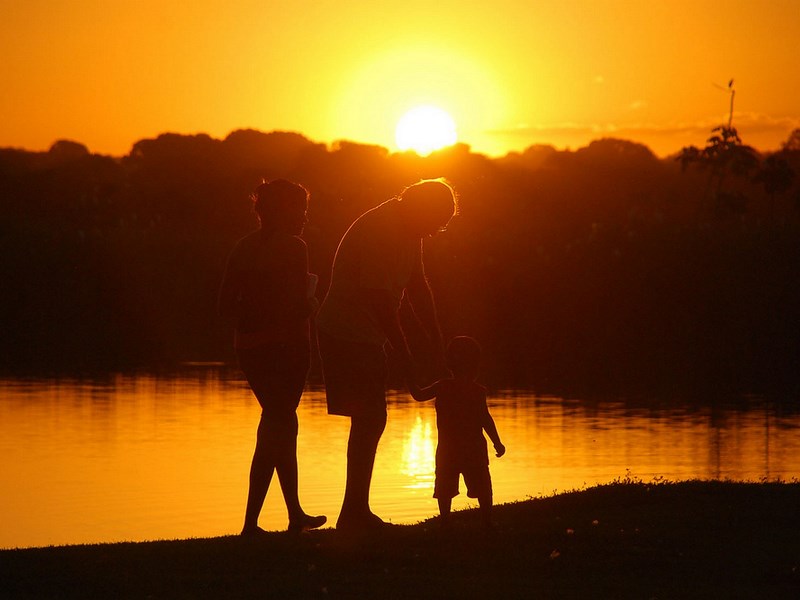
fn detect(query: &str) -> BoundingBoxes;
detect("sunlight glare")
[395,105,457,155]
[401,415,435,489]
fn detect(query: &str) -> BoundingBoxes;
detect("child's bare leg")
[478,495,493,526]
[437,497,452,522]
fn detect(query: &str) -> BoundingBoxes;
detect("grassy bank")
[2,480,798,599]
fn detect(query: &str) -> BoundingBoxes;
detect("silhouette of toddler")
[408,336,505,527]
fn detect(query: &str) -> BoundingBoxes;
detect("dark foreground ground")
[1,480,798,599]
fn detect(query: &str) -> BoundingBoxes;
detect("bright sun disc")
[395,105,457,155]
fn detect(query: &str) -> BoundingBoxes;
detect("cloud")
[487,113,800,155]
[495,113,800,140]
[732,112,800,134]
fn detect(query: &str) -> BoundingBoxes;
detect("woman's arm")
[282,235,316,319]
[218,247,242,318]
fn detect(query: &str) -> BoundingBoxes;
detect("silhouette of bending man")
[219,179,326,536]
[316,178,457,531]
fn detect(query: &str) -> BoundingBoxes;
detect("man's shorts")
[318,332,387,418]
[433,461,493,500]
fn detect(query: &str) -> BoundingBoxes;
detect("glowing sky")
[2,0,798,157]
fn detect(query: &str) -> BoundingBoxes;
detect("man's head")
[398,179,457,237]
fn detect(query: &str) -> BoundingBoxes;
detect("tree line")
[2,128,799,395]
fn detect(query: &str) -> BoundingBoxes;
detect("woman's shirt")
[219,229,312,350]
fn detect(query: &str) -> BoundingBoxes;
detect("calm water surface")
[1,370,799,549]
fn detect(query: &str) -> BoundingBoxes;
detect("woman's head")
[398,178,458,237]
[252,179,309,235]
[446,336,481,379]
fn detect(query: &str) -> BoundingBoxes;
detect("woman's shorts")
[236,341,310,414]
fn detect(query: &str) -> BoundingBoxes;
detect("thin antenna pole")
[727,80,735,129]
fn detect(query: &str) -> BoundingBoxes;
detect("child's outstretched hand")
[494,442,506,458]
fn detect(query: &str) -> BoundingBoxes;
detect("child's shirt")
[433,378,490,466]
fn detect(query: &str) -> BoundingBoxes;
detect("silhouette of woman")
[219,179,326,535]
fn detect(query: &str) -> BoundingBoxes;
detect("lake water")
[1,369,799,550]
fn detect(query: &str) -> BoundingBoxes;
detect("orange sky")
[2,0,798,158]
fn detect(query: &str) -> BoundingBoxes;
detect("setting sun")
[395,105,458,155]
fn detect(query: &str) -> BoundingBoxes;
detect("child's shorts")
[433,462,492,500]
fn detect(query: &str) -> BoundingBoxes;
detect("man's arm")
[362,288,413,373]
[404,261,444,360]
[407,380,438,402]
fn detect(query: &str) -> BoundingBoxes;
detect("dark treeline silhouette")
[2,128,800,395]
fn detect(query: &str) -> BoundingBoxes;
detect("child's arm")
[407,379,438,402]
[482,407,506,457]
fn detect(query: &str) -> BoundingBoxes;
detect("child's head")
[446,336,481,379]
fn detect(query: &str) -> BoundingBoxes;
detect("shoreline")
[2,480,798,598]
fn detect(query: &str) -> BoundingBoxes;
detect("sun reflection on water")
[2,374,800,549]
[400,415,436,490]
